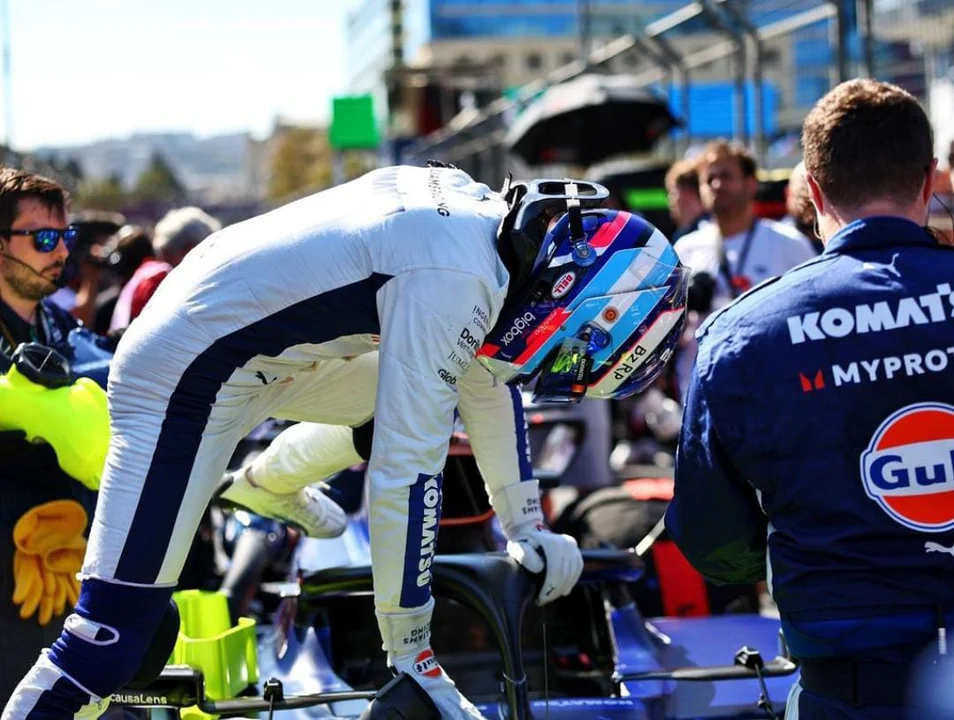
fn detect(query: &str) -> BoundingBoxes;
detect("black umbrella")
[506,74,681,167]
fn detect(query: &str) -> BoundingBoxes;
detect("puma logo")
[861,253,902,278]
[887,253,902,279]
[925,541,954,557]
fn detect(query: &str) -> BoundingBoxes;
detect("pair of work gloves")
[12,500,88,626]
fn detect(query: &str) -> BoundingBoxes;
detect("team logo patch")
[861,402,954,532]
[413,649,442,678]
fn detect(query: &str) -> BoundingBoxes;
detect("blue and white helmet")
[477,179,688,402]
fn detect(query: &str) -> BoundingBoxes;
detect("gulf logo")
[413,648,442,678]
[861,402,954,532]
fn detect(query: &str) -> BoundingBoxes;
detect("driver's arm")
[665,352,767,584]
[456,363,534,500]
[456,332,583,607]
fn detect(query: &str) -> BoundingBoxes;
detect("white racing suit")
[3,166,580,719]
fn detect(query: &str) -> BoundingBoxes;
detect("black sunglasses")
[2,226,79,253]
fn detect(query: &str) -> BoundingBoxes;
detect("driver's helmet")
[476,179,688,402]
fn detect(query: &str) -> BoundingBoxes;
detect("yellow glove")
[0,364,110,491]
[45,536,85,615]
[12,501,88,626]
[12,552,47,623]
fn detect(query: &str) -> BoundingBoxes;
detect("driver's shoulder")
[382,207,503,281]
[699,249,833,340]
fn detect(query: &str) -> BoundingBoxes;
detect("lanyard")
[718,219,759,299]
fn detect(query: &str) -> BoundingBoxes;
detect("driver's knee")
[48,579,176,699]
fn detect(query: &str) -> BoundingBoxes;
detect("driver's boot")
[220,422,362,537]
[377,599,488,719]
[220,467,347,538]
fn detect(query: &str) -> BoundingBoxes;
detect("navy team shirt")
[667,217,954,659]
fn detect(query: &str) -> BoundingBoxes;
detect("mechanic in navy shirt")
[667,79,954,718]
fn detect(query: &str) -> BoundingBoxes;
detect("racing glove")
[12,500,87,626]
[376,598,487,720]
[490,480,583,605]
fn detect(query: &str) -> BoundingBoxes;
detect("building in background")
[343,0,822,160]
[347,0,953,170]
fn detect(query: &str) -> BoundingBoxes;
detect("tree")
[51,155,85,195]
[342,150,376,182]
[63,157,85,184]
[74,173,127,213]
[133,152,186,204]
[267,125,333,202]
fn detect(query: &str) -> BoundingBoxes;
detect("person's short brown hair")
[697,139,757,179]
[665,159,700,195]
[0,167,68,232]
[802,79,933,211]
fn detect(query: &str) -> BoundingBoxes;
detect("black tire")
[219,529,274,624]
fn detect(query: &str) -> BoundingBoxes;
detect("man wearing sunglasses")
[0,168,98,703]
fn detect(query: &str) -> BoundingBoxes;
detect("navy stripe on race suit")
[46,579,176,700]
[23,676,90,719]
[400,472,444,608]
[508,385,534,481]
[114,272,392,583]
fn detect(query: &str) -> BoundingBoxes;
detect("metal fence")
[400,0,954,184]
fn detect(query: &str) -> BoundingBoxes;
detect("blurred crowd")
[46,206,222,337]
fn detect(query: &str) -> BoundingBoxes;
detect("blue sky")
[3,0,349,150]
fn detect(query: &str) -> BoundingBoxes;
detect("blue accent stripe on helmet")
[509,385,534,481]
[519,296,613,371]
[567,241,680,310]
[589,289,677,383]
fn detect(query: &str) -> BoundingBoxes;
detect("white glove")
[376,600,487,720]
[491,480,584,605]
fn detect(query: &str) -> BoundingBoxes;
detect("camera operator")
[673,140,816,401]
